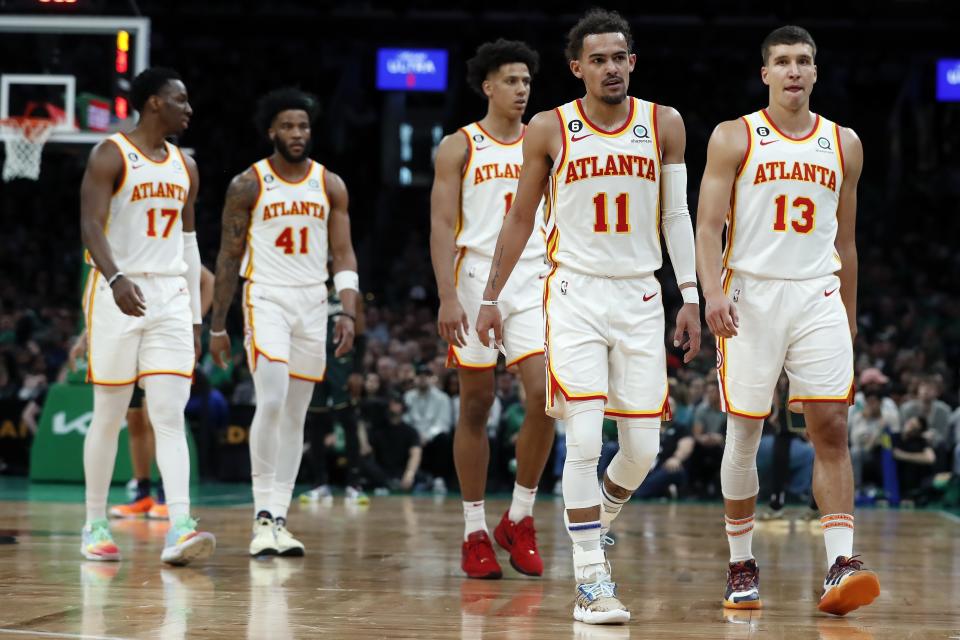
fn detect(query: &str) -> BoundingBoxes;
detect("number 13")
[773,195,815,234]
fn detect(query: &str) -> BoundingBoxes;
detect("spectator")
[757,375,815,516]
[892,415,937,501]
[403,365,452,442]
[634,419,695,499]
[364,395,423,492]
[689,379,725,495]
[851,368,901,433]
[849,390,894,492]
[900,376,952,454]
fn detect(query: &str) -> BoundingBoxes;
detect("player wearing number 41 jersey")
[211,88,359,558]
[476,10,701,624]
[79,67,214,566]
[696,25,879,616]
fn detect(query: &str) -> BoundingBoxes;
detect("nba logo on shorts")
[732,288,741,303]
[560,280,568,295]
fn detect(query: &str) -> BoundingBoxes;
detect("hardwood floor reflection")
[0,497,958,638]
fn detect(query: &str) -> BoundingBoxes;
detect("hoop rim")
[0,116,55,142]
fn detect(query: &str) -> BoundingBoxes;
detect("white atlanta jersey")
[724,110,846,280]
[240,158,331,286]
[455,122,544,261]
[549,98,663,278]
[86,133,191,276]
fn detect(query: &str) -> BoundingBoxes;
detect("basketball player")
[210,88,359,558]
[695,26,880,615]
[476,10,701,623]
[79,67,215,565]
[430,39,553,580]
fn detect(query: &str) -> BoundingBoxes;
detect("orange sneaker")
[148,502,169,520]
[818,555,880,616]
[109,496,154,519]
[493,511,543,576]
[461,531,502,579]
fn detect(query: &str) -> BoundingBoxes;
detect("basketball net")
[0,117,55,182]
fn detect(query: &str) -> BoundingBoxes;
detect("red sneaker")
[461,530,502,579]
[493,511,543,577]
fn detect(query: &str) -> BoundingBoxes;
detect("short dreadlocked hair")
[565,8,633,61]
[254,88,320,136]
[465,39,539,96]
[130,67,182,113]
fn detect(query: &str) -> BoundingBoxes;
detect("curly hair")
[565,8,633,61]
[130,67,182,113]
[761,25,817,64]
[254,87,320,136]
[465,39,539,96]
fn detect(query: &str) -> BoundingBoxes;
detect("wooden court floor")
[1,493,959,639]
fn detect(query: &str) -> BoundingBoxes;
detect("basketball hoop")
[0,116,55,182]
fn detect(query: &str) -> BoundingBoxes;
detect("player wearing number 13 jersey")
[474,10,701,624]
[696,26,878,617]
[210,89,359,558]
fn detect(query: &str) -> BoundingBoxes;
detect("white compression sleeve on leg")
[84,384,135,524]
[660,164,697,288]
[182,231,202,324]
[561,400,606,509]
[143,374,193,521]
[605,418,661,491]
[249,359,290,516]
[269,376,314,520]
[720,414,764,500]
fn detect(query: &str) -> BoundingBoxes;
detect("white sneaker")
[299,485,333,506]
[344,486,370,506]
[274,517,305,557]
[432,478,447,495]
[573,576,630,624]
[249,511,278,557]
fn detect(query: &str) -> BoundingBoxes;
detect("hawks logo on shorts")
[240,158,331,286]
[85,133,192,276]
[723,110,845,280]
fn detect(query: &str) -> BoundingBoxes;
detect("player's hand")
[674,302,702,364]
[704,291,739,338]
[334,315,356,357]
[437,296,469,347]
[193,324,202,361]
[68,331,88,372]
[475,304,503,351]
[112,276,146,317]
[210,332,231,369]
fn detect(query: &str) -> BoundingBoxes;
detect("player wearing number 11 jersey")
[696,25,879,616]
[475,10,701,624]
[210,88,359,558]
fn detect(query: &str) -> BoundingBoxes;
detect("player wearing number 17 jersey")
[475,10,701,624]
[79,67,214,566]
[696,26,879,616]
[210,89,359,558]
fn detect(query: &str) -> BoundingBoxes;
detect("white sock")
[599,479,629,532]
[463,500,487,540]
[508,483,537,523]
[84,385,135,525]
[821,513,855,568]
[143,375,193,522]
[249,359,289,516]
[566,515,606,582]
[268,377,313,521]
[725,514,755,562]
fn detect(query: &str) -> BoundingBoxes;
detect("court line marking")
[938,510,960,524]
[0,631,127,640]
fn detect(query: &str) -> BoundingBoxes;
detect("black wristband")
[332,311,356,321]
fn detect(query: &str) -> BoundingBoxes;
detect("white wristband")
[107,271,125,287]
[681,287,700,305]
[333,270,359,293]
[210,329,227,337]
[480,300,498,306]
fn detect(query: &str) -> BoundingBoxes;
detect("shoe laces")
[172,515,198,532]
[513,518,538,549]
[579,578,617,602]
[728,560,758,591]
[828,554,864,580]
[600,534,615,548]
[87,520,112,543]
[466,536,494,559]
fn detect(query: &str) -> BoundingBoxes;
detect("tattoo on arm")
[211,172,257,328]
